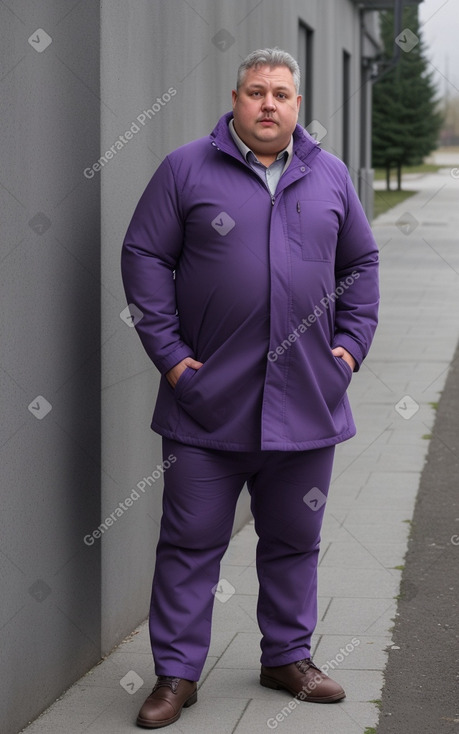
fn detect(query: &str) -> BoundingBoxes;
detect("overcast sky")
[418,0,459,100]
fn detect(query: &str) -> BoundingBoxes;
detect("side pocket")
[173,366,196,398]
[321,354,353,413]
[173,364,226,432]
[334,355,353,380]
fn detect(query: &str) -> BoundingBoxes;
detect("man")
[122,48,379,729]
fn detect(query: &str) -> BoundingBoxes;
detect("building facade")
[0,1,383,731]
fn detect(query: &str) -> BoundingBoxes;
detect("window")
[298,21,314,128]
[342,50,351,166]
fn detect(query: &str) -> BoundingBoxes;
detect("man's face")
[232,65,301,157]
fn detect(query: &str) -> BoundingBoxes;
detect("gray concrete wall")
[0,1,374,731]
[0,2,102,733]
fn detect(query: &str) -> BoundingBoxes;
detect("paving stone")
[198,667,272,700]
[234,697,379,734]
[313,634,392,671]
[316,597,396,636]
[211,592,259,638]
[215,632,263,670]
[319,540,397,570]
[317,566,400,598]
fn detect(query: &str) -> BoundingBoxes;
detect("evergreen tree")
[372,7,443,190]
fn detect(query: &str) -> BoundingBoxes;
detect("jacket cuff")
[156,345,194,375]
[332,334,364,372]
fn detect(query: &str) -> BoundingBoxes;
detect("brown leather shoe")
[136,676,197,728]
[260,658,345,703]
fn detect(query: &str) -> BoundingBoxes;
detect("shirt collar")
[228,118,293,168]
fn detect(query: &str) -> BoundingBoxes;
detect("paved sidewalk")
[20,166,459,734]
[377,337,459,733]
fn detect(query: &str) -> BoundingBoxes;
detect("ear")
[296,94,302,113]
[231,89,238,109]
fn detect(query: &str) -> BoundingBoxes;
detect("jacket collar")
[209,110,322,167]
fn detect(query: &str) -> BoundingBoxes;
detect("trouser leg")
[149,438,248,681]
[247,446,335,666]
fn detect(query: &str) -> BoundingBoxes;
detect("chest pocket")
[288,199,341,262]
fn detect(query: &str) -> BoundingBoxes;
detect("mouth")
[258,118,277,126]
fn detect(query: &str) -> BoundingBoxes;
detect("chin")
[255,127,279,136]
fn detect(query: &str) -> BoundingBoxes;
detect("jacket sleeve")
[332,172,380,371]
[121,156,193,374]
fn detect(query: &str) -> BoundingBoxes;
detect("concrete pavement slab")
[313,634,392,671]
[234,698,376,734]
[376,339,459,733]
[316,597,396,636]
[317,567,400,599]
[319,540,399,569]
[321,540,408,569]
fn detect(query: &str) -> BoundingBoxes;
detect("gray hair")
[237,48,300,94]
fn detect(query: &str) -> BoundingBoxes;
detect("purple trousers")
[149,437,335,681]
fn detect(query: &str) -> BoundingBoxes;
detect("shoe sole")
[136,690,197,728]
[260,674,345,703]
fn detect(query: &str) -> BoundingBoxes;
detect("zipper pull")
[297,201,301,213]
[271,196,275,206]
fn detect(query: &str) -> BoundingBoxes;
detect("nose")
[262,93,276,111]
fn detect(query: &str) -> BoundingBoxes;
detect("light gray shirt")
[229,118,293,196]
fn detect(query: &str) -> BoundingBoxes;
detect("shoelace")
[153,676,181,693]
[295,658,322,675]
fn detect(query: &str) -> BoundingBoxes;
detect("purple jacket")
[121,111,379,451]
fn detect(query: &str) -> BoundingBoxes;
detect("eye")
[277,93,287,99]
